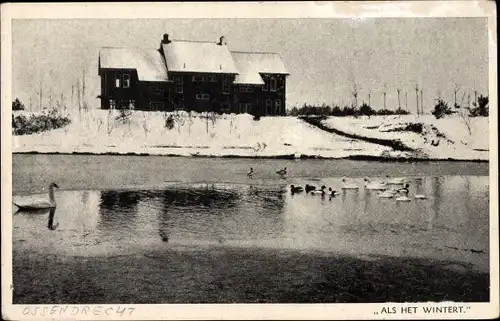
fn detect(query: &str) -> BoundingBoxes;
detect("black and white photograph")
[2,2,498,320]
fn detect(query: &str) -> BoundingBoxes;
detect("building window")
[123,74,131,88]
[109,99,116,109]
[275,99,282,115]
[263,77,269,91]
[115,75,121,88]
[239,86,254,93]
[270,76,277,92]
[175,76,183,93]
[150,102,164,111]
[265,99,272,115]
[207,75,216,82]
[196,93,210,101]
[192,75,204,82]
[222,77,230,94]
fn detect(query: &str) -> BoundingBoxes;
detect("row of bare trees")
[347,81,484,115]
[31,68,89,116]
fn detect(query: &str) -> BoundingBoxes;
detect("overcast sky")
[12,17,488,111]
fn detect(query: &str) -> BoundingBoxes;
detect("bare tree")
[458,104,472,135]
[39,77,43,111]
[453,83,460,107]
[405,91,408,111]
[77,80,81,121]
[396,88,401,110]
[415,84,419,116]
[460,90,467,107]
[82,68,86,110]
[420,88,423,115]
[71,84,75,108]
[352,82,359,108]
[368,91,371,107]
[383,84,387,110]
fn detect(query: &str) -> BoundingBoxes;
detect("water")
[12,157,490,272]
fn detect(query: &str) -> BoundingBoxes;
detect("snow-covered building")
[98,34,289,116]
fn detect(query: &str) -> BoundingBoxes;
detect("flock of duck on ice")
[250,167,428,202]
[13,166,428,212]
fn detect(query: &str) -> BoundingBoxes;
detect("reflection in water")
[47,207,58,230]
[98,190,141,231]
[13,176,489,271]
[157,184,286,245]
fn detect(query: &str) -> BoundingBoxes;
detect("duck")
[13,182,59,211]
[397,184,410,195]
[328,187,341,197]
[290,185,303,194]
[247,167,254,178]
[385,175,405,185]
[276,167,287,178]
[364,177,387,190]
[341,177,359,189]
[311,185,326,195]
[305,184,317,193]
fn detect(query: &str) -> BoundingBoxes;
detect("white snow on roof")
[162,41,239,74]
[231,51,289,83]
[100,47,169,82]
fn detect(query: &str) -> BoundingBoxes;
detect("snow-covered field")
[12,109,489,160]
[322,114,490,161]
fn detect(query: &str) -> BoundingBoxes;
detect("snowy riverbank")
[12,109,489,161]
[321,114,489,161]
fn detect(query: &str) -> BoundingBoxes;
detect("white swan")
[341,177,359,189]
[311,185,326,195]
[396,195,411,202]
[364,177,387,190]
[385,175,406,185]
[378,189,397,198]
[414,194,428,199]
[13,183,59,211]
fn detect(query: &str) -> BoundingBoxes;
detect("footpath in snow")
[12,109,489,161]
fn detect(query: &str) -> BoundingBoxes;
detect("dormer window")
[270,76,277,92]
[222,77,230,94]
[207,75,216,82]
[123,74,131,88]
[175,76,183,93]
[263,76,269,91]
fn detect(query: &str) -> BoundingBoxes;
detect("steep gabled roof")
[230,51,289,85]
[99,47,169,82]
[162,40,239,74]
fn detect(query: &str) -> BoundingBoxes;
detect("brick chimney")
[162,33,171,44]
[217,36,225,46]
